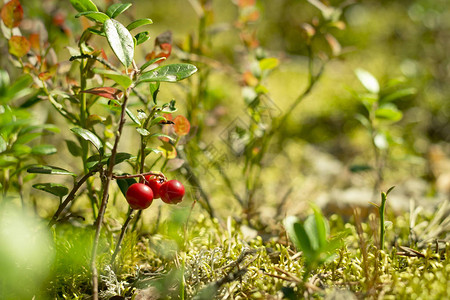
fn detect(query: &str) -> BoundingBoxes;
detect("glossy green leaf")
[31,144,57,155]
[355,68,379,94]
[104,18,134,67]
[135,31,150,45]
[136,127,150,136]
[65,140,82,157]
[116,175,137,199]
[69,0,98,13]
[149,82,160,104]
[126,108,141,126]
[149,116,167,127]
[106,3,132,18]
[126,18,153,31]
[27,165,76,176]
[71,127,103,153]
[137,64,197,84]
[87,27,105,36]
[108,152,133,166]
[33,183,68,198]
[93,68,132,89]
[140,58,166,72]
[75,11,109,23]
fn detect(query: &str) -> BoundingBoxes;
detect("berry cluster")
[125,175,185,210]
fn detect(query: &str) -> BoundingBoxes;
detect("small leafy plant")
[284,205,345,281]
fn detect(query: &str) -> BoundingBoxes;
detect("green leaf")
[71,127,103,153]
[14,132,41,145]
[375,106,403,122]
[93,68,132,89]
[293,222,315,263]
[149,132,175,142]
[349,164,372,173]
[381,87,417,103]
[0,156,18,167]
[31,144,57,155]
[311,205,328,249]
[140,58,166,72]
[75,11,109,23]
[69,0,98,12]
[355,68,379,94]
[65,140,82,157]
[108,152,133,166]
[126,18,153,31]
[149,116,167,127]
[0,135,7,153]
[116,175,137,199]
[137,64,197,84]
[27,165,76,176]
[136,127,150,136]
[126,108,141,126]
[149,82,160,104]
[106,3,132,18]
[6,74,33,101]
[20,124,60,134]
[104,18,134,67]
[33,183,68,198]
[144,147,162,157]
[11,144,31,156]
[135,31,150,45]
[87,27,105,36]
[259,57,279,70]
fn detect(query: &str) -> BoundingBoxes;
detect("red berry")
[145,175,164,199]
[126,183,153,210]
[159,180,185,204]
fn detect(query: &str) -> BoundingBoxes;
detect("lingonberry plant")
[1,0,195,297]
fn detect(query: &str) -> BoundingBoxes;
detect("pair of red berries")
[125,176,185,210]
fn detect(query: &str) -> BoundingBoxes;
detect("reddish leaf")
[8,35,30,58]
[38,71,52,81]
[81,87,123,100]
[145,31,172,62]
[163,113,173,121]
[173,115,190,136]
[29,33,40,52]
[1,0,23,28]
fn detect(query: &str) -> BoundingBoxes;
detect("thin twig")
[110,208,136,264]
[48,167,99,227]
[112,171,165,180]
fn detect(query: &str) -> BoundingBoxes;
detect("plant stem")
[112,171,164,180]
[48,167,99,227]
[379,191,387,251]
[91,90,130,300]
[110,208,135,265]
